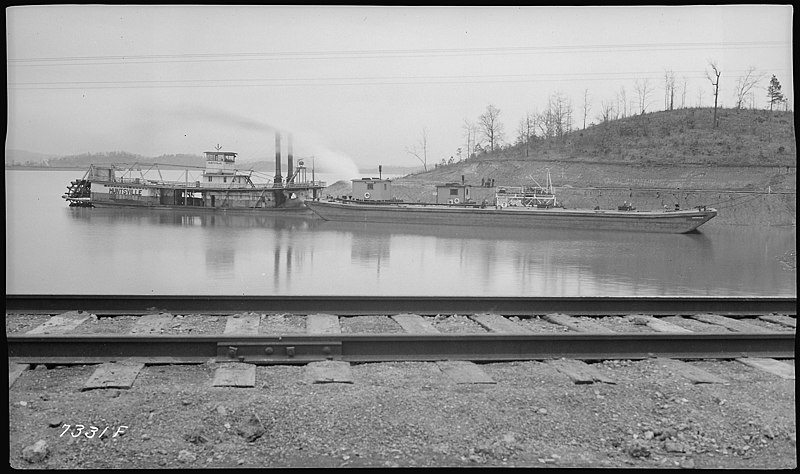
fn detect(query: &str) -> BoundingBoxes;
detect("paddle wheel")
[63,177,93,207]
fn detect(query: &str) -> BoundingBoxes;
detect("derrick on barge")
[63,132,325,211]
[305,171,717,234]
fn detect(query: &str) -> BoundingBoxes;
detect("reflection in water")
[5,170,795,296]
[206,245,235,278]
[350,232,391,278]
[271,245,298,292]
[318,220,718,296]
[67,206,323,231]
[67,207,320,288]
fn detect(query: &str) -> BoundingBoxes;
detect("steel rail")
[7,332,795,365]
[5,295,797,316]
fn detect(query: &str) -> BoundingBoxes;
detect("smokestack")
[287,133,294,184]
[274,132,282,185]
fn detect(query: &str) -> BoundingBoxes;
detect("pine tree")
[767,75,785,111]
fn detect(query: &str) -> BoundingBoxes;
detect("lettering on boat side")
[107,186,143,196]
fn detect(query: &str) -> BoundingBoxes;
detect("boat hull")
[66,179,318,211]
[305,200,717,234]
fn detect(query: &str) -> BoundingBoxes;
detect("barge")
[305,173,717,234]
[63,133,325,211]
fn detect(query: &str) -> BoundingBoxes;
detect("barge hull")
[305,201,717,234]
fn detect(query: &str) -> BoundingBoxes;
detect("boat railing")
[499,191,556,199]
[289,180,327,188]
[115,176,148,184]
[106,176,327,189]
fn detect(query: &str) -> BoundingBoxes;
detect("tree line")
[407,66,789,170]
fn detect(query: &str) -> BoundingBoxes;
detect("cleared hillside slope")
[325,108,796,226]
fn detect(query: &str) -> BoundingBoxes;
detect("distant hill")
[43,151,208,168]
[475,107,794,167]
[4,149,58,166]
[5,149,422,176]
[320,108,796,225]
[4,150,207,168]
[396,107,796,189]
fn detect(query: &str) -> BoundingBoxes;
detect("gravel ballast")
[8,313,796,469]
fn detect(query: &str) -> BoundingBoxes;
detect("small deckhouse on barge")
[63,132,325,211]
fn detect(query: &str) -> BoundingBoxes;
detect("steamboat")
[63,132,325,211]
[305,172,717,234]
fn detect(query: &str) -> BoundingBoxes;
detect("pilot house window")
[450,189,458,195]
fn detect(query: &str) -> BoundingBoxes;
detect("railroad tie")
[26,311,94,335]
[306,360,353,384]
[737,358,795,380]
[212,362,256,387]
[470,313,532,334]
[542,313,615,333]
[224,313,262,335]
[9,363,30,388]
[633,315,693,333]
[436,360,495,384]
[82,360,145,391]
[689,314,773,333]
[758,314,796,329]
[546,359,616,385]
[130,313,175,334]
[306,313,341,334]
[391,313,440,334]
[654,358,728,384]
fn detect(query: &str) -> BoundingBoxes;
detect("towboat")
[305,173,717,234]
[63,133,325,211]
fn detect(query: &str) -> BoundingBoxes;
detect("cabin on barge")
[63,133,325,211]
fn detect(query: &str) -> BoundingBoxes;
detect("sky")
[5,5,794,179]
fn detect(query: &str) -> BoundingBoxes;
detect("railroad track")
[6,295,798,315]
[7,296,795,366]
[9,297,795,469]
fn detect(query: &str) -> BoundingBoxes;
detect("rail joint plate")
[216,341,342,363]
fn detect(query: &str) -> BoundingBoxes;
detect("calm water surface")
[6,170,796,296]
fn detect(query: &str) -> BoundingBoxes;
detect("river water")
[5,170,796,297]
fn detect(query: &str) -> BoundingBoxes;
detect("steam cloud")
[157,103,362,182]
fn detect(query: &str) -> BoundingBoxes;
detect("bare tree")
[734,67,764,109]
[617,86,627,118]
[598,100,615,123]
[478,104,504,152]
[663,70,676,111]
[462,119,479,159]
[706,60,721,127]
[517,112,536,157]
[582,88,591,129]
[538,92,573,139]
[634,78,653,114]
[405,127,429,172]
[680,76,688,109]
[537,107,554,139]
